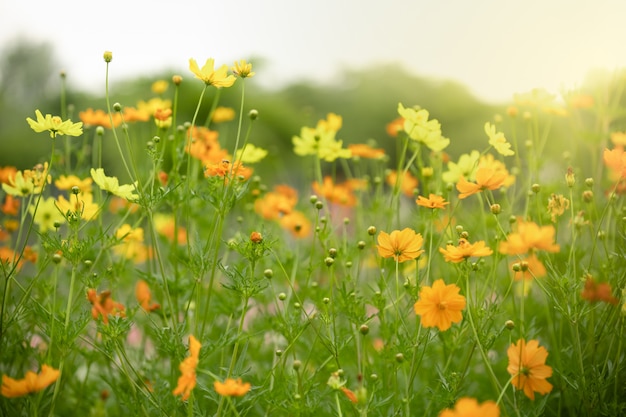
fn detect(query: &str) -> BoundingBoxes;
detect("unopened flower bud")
[278,292,287,301]
[250,231,263,243]
[531,183,541,193]
[52,253,62,264]
[103,51,113,62]
[293,360,301,370]
[264,268,273,279]
[172,75,183,85]
[357,240,366,250]
[359,324,369,335]
[325,257,334,267]
[490,203,501,215]
[328,248,337,258]
[583,190,593,203]
[71,186,80,195]
[275,349,283,357]
[96,126,105,136]
[395,353,404,363]
[505,320,515,330]
[113,102,122,112]
[367,226,377,236]
[248,109,259,120]
[315,201,324,210]
[310,195,318,204]
[566,167,575,187]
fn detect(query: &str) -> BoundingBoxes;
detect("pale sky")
[0,0,623,103]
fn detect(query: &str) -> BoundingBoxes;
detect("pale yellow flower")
[235,144,268,163]
[189,58,236,88]
[484,122,514,156]
[26,110,83,138]
[232,60,255,78]
[29,197,65,232]
[90,168,139,201]
[397,103,450,152]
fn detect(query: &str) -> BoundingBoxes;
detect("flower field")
[0,52,625,416]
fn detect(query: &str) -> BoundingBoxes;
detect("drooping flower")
[87,289,126,325]
[1,365,60,398]
[29,197,65,232]
[214,378,251,397]
[484,122,514,156]
[27,109,83,138]
[507,339,553,400]
[135,280,160,312]
[499,220,560,255]
[414,279,466,331]
[173,335,201,401]
[189,58,236,88]
[438,397,500,417]
[397,103,450,152]
[416,194,449,209]
[439,238,493,263]
[377,228,424,263]
[90,168,139,201]
[547,194,570,223]
[231,59,255,78]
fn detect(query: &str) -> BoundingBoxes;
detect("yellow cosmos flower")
[507,339,553,400]
[2,171,43,197]
[232,59,255,78]
[438,397,500,417]
[29,197,65,232]
[292,114,351,162]
[211,106,236,123]
[214,378,251,397]
[1,365,60,398]
[189,58,236,88]
[484,122,514,156]
[442,151,480,184]
[151,80,169,94]
[173,335,202,401]
[26,110,83,138]
[414,279,466,331]
[377,228,424,263]
[235,144,268,164]
[397,103,450,152]
[54,175,93,193]
[90,168,139,201]
[56,192,99,221]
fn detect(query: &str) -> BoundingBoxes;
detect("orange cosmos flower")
[603,147,626,180]
[135,280,160,312]
[0,166,17,185]
[204,159,252,182]
[313,176,357,207]
[122,106,151,123]
[173,335,201,401]
[386,170,418,197]
[386,117,404,137]
[2,195,19,216]
[456,167,508,199]
[414,279,466,331]
[1,365,60,398]
[581,275,618,305]
[79,108,122,129]
[416,193,449,209]
[499,220,560,255]
[507,339,553,400]
[348,143,385,159]
[511,253,547,281]
[279,211,312,238]
[254,185,298,220]
[54,175,93,193]
[438,397,500,417]
[377,228,424,263]
[86,289,126,324]
[439,238,493,263]
[214,378,251,397]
